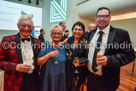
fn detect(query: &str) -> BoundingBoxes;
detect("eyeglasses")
[52,32,62,36]
[96,15,110,19]
[19,24,33,28]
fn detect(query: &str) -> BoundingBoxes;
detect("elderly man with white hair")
[0,14,41,91]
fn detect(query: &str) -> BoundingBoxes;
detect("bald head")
[88,23,96,32]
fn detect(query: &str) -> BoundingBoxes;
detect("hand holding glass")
[24,59,34,73]
[96,53,103,70]
[73,57,79,73]
[54,48,59,64]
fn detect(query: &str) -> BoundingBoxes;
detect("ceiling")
[77,0,136,21]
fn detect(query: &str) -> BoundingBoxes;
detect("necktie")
[21,38,30,42]
[92,31,103,72]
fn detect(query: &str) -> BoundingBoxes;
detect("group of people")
[0,7,135,91]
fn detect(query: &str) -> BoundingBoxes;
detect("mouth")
[23,30,31,33]
[74,33,80,37]
[99,21,105,24]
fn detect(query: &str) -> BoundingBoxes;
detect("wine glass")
[54,48,59,64]
[73,57,79,73]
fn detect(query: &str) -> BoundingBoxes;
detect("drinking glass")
[54,48,59,64]
[73,57,79,73]
[96,52,103,70]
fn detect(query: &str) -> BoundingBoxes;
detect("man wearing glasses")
[0,14,41,91]
[87,7,135,91]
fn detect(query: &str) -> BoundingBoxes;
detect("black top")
[65,36,88,91]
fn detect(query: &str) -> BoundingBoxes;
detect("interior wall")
[72,0,95,31]
[42,0,73,41]
[110,18,136,48]
[0,0,42,41]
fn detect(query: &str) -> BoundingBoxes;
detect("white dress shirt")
[87,25,110,75]
[21,37,34,73]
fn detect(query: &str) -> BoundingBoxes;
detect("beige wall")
[110,18,136,48]
[72,0,95,31]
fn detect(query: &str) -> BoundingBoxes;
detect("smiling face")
[51,28,62,43]
[96,9,111,30]
[17,19,33,38]
[72,25,84,39]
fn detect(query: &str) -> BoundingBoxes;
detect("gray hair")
[17,14,33,24]
[50,24,62,34]
[88,23,96,28]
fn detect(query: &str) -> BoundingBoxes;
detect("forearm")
[37,53,51,66]
[106,49,135,68]
[0,61,17,74]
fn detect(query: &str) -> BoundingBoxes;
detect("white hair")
[88,23,96,28]
[17,14,33,24]
[50,24,63,34]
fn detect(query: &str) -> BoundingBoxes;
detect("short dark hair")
[59,22,65,25]
[72,21,85,32]
[65,30,69,33]
[96,7,111,15]
[40,28,44,33]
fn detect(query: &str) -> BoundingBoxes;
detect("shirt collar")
[96,25,110,35]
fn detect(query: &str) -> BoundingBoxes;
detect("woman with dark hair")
[65,21,88,91]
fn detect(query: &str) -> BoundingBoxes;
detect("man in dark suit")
[84,23,96,39]
[0,14,41,91]
[87,7,135,91]
[38,28,45,42]
[59,22,66,41]
[64,30,69,40]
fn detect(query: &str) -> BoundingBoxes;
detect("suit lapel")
[88,29,97,44]
[104,26,116,54]
[31,36,37,63]
[16,33,23,63]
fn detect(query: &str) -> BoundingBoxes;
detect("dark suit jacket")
[88,26,135,89]
[0,33,41,91]
[38,34,45,42]
[64,34,68,40]
[84,31,89,40]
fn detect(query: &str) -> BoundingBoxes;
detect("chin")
[53,40,60,42]
[22,34,31,38]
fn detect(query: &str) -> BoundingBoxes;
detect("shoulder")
[2,34,16,42]
[68,36,73,41]
[67,36,74,44]
[111,26,130,39]
[34,37,41,42]
[111,26,128,34]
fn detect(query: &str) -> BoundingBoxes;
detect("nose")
[100,16,104,20]
[25,26,29,29]
[76,29,79,33]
